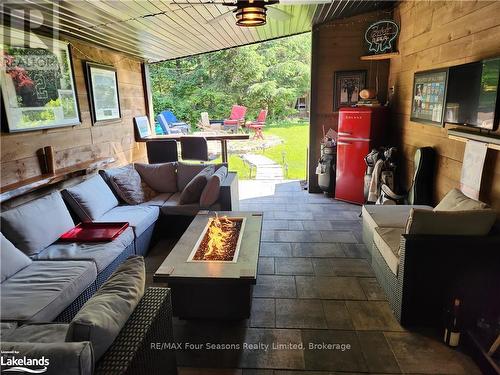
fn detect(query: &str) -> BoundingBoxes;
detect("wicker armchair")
[96,287,177,375]
[371,233,500,328]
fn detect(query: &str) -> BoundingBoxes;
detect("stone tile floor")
[146,180,480,374]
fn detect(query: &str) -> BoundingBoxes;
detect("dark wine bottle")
[444,298,461,347]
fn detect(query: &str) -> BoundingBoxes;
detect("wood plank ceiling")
[1,0,393,62]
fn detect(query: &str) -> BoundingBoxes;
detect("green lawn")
[220,122,309,180]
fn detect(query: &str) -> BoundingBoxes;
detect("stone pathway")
[146,180,480,374]
[241,154,284,180]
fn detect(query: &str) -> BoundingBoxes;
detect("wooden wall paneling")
[1,39,148,189]
[389,1,500,210]
[308,10,391,191]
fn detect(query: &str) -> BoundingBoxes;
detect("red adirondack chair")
[223,105,247,133]
[246,109,268,140]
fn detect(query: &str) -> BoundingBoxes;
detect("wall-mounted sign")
[364,20,399,54]
[410,68,448,127]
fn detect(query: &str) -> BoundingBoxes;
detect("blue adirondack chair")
[156,114,183,135]
[156,110,190,135]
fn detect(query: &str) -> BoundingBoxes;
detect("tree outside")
[149,32,311,180]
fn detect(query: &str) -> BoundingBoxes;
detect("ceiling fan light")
[236,5,267,27]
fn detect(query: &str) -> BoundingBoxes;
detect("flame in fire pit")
[205,213,236,258]
[188,214,245,262]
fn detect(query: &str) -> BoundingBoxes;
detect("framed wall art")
[1,37,80,132]
[85,62,121,125]
[410,68,448,127]
[333,70,367,112]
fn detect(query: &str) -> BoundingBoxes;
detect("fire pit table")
[154,211,263,319]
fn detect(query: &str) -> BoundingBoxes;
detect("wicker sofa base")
[54,281,98,323]
[135,223,156,256]
[96,287,177,375]
[372,233,500,328]
[96,242,136,288]
[370,242,402,322]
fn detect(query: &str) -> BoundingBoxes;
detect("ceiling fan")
[171,0,333,27]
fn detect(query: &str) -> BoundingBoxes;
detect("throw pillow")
[179,165,215,205]
[66,255,145,361]
[405,208,496,236]
[110,167,151,205]
[200,166,228,207]
[62,175,119,221]
[134,162,178,193]
[177,162,226,191]
[434,188,489,211]
[99,165,135,201]
[0,233,32,282]
[1,192,75,256]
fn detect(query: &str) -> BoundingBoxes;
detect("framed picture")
[410,68,448,127]
[85,62,121,125]
[333,70,367,112]
[1,38,80,132]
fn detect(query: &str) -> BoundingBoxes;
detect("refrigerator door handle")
[338,137,371,142]
[338,131,352,136]
[337,141,351,146]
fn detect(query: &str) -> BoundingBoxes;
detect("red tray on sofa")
[59,222,129,242]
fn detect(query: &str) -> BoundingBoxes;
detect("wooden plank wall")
[308,10,390,192]
[389,1,500,210]
[1,39,148,188]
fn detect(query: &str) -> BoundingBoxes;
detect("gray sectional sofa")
[1,257,177,375]
[1,161,238,324]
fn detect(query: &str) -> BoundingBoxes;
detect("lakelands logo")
[1,351,49,373]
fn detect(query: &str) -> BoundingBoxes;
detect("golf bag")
[364,147,400,205]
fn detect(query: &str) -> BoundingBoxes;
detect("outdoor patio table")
[137,133,249,163]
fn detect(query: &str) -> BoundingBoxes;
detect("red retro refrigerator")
[335,106,388,204]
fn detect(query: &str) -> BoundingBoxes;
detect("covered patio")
[145,180,480,374]
[1,1,500,375]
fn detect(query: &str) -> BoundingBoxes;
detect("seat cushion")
[179,165,214,204]
[7,323,69,343]
[406,208,497,236]
[1,233,32,282]
[161,192,221,216]
[96,206,159,238]
[66,256,145,361]
[161,193,200,216]
[35,228,134,273]
[134,162,178,193]
[434,188,490,211]
[141,193,174,207]
[62,175,119,222]
[1,192,75,256]
[362,204,433,230]
[176,162,226,191]
[0,322,18,339]
[200,166,228,208]
[0,260,97,322]
[373,227,404,276]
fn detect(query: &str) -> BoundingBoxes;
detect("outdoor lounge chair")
[223,105,247,133]
[246,109,268,140]
[198,112,222,132]
[157,111,190,135]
